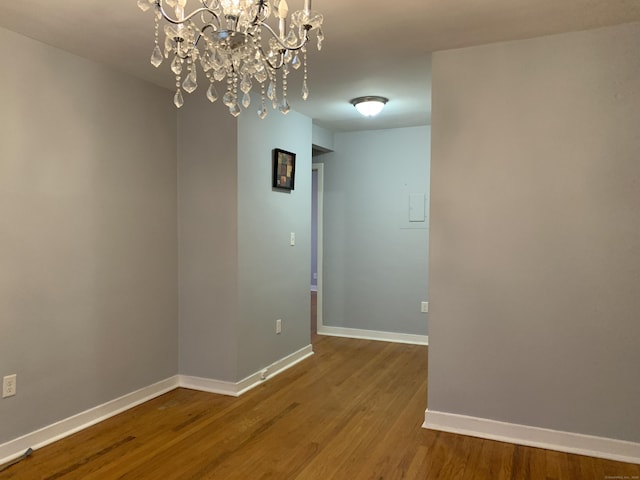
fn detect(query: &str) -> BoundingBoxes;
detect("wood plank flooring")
[1,336,639,479]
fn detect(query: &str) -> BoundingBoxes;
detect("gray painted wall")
[321,127,430,336]
[0,27,178,444]
[178,97,239,382]
[429,23,640,443]
[237,108,313,379]
[178,98,313,383]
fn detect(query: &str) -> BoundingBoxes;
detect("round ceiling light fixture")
[350,96,389,117]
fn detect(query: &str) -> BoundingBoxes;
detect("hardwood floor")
[1,336,639,479]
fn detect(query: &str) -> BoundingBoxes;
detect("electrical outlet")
[3,374,17,398]
[420,301,429,313]
[276,318,282,334]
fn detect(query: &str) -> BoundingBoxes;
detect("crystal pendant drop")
[137,0,151,11]
[255,68,268,84]
[232,56,241,71]
[182,70,198,93]
[150,45,163,68]
[242,92,251,108]
[213,69,226,81]
[317,28,324,51]
[223,91,235,107]
[285,30,298,48]
[164,36,173,58]
[291,54,301,70]
[206,83,219,103]
[174,89,184,108]
[258,102,268,119]
[279,98,290,114]
[200,51,212,72]
[229,102,241,117]
[212,49,224,70]
[302,80,309,100]
[267,81,275,100]
[171,56,183,75]
[240,74,252,94]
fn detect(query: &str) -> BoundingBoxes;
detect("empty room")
[1,1,639,478]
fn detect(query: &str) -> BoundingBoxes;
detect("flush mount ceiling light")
[138,0,324,118]
[350,96,388,117]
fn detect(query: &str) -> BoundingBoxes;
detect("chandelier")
[137,0,324,118]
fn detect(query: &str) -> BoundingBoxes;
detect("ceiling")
[0,1,639,132]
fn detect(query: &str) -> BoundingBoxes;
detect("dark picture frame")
[272,148,296,190]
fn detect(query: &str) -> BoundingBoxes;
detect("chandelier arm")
[200,23,217,35]
[155,0,219,26]
[170,23,216,60]
[173,41,195,60]
[200,11,221,29]
[259,22,311,52]
[189,23,217,52]
[169,23,209,60]
[249,0,269,26]
[230,15,240,31]
[259,46,285,70]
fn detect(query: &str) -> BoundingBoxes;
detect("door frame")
[312,163,324,330]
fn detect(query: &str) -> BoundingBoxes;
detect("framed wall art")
[272,148,296,191]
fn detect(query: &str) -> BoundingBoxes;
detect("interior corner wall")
[429,23,640,443]
[236,107,313,380]
[0,27,178,444]
[320,126,431,336]
[178,96,239,382]
[312,124,334,152]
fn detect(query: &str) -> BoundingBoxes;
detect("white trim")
[178,375,238,397]
[0,376,179,466]
[312,163,324,331]
[423,409,640,465]
[236,344,314,395]
[318,325,428,346]
[179,344,314,397]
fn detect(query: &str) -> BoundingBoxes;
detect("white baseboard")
[423,409,640,465]
[0,345,315,466]
[180,344,314,397]
[178,375,239,397]
[0,376,179,466]
[236,344,314,395]
[318,325,428,346]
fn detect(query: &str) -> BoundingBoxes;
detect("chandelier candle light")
[138,0,324,118]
